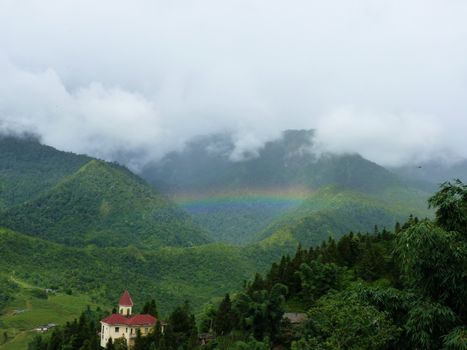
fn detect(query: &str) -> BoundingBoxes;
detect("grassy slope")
[0,278,104,350]
[0,160,210,249]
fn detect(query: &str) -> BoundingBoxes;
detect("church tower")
[118,290,133,316]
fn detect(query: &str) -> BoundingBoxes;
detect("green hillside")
[142,130,432,244]
[0,160,209,248]
[0,228,285,316]
[258,186,430,246]
[173,189,309,244]
[0,136,91,210]
[0,279,104,350]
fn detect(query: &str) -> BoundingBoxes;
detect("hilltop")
[257,186,426,246]
[0,135,91,210]
[0,159,209,248]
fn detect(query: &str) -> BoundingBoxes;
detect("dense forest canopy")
[28,180,467,350]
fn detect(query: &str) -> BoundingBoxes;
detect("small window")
[115,327,119,333]
[126,328,128,333]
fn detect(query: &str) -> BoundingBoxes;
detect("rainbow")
[171,186,313,214]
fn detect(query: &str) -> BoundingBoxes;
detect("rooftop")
[101,314,157,326]
[119,290,134,307]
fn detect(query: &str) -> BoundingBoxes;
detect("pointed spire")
[119,290,134,307]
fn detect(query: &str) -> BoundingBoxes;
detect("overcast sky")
[1,0,467,169]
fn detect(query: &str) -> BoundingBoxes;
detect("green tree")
[235,283,287,341]
[298,291,400,349]
[405,300,458,350]
[164,301,198,350]
[28,335,46,350]
[142,299,158,318]
[229,336,270,350]
[47,329,63,350]
[442,327,467,350]
[394,220,467,316]
[112,337,128,350]
[428,179,467,233]
[336,232,360,266]
[132,329,146,350]
[355,239,385,281]
[105,338,114,350]
[297,261,343,306]
[214,294,234,335]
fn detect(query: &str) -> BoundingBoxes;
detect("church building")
[100,291,162,348]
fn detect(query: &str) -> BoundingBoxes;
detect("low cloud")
[1,0,467,169]
[313,108,450,166]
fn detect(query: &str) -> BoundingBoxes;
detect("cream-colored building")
[100,291,162,349]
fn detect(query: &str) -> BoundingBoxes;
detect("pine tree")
[356,239,384,281]
[394,222,401,234]
[142,299,158,317]
[105,338,114,350]
[113,337,128,350]
[214,294,234,335]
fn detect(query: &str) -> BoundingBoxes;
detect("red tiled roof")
[127,314,157,326]
[119,290,134,307]
[101,314,157,326]
[101,314,129,325]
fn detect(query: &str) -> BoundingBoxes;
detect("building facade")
[100,291,162,348]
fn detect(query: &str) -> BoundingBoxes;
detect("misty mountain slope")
[256,186,430,246]
[141,130,431,244]
[0,160,210,248]
[143,130,403,192]
[0,136,91,210]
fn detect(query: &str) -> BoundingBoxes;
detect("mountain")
[141,130,431,244]
[0,133,438,349]
[0,159,210,248]
[0,137,289,323]
[0,135,91,210]
[142,130,402,193]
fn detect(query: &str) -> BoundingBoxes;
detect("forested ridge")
[27,180,467,349]
[142,130,431,245]
[0,159,209,248]
[0,136,91,210]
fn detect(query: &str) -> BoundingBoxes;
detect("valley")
[0,132,459,349]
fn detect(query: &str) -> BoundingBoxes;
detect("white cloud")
[314,107,447,166]
[0,0,467,168]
